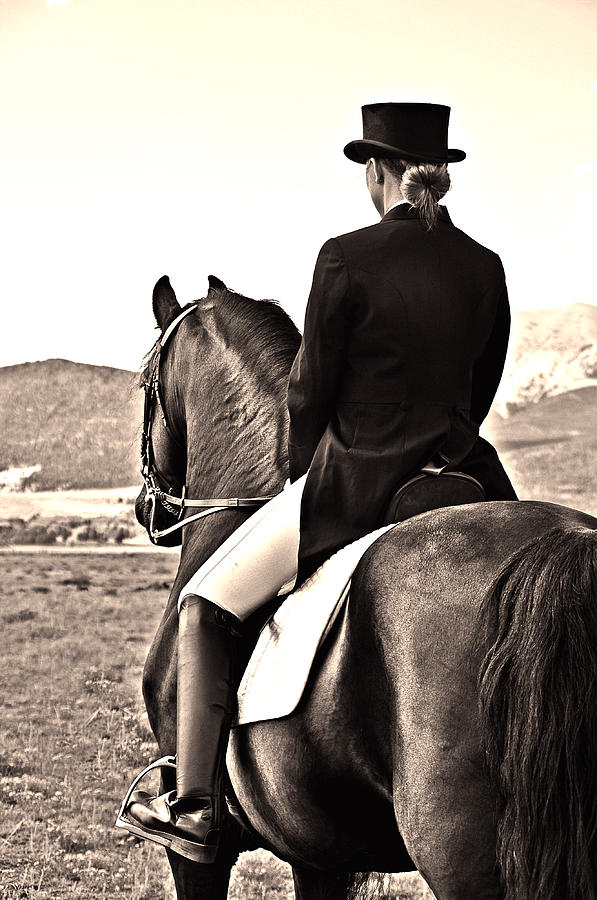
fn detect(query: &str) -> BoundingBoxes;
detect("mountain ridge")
[496,302,597,414]
[1,301,596,500]
[0,358,143,490]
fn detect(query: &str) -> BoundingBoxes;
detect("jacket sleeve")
[287,238,350,482]
[470,263,511,427]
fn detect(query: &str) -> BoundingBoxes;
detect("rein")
[141,303,275,542]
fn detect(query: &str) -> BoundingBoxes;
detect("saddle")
[384,456,486,524]
[234,457,486,728]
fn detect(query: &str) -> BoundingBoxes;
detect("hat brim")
[343,139,466,164]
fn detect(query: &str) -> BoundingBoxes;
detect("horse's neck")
[184,331,289,499]
[175,341,288,588]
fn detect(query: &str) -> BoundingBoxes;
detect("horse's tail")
[478,525,597,900]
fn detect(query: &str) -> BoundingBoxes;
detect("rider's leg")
[117,476,305,862]
[178,474,304,621]
[174,475,304,812]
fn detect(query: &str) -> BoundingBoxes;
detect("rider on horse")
[116,102,517,863]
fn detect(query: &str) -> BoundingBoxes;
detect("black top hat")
[344,102,466,165]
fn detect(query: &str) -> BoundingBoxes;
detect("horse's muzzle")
[136,489,183,548]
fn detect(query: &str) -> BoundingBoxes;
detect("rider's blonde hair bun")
[400,163,451,230]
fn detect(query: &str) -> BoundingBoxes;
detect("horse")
[133,273,597,900]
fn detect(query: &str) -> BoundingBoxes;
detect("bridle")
[141,303,275,542]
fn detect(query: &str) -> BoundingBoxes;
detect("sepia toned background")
[1,0,595,897]
[1,0,596,369]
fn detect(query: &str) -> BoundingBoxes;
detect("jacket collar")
[381,202,452,224]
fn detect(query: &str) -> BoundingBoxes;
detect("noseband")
[141,303,274,542]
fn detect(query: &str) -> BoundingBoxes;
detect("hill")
[484,385,597,514]
[0,359,143,491]
[1,301,595,509]
[496,303,597,414]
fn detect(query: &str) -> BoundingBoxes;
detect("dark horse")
[135,274,597,900]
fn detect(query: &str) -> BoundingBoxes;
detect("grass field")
[0,551,432,900]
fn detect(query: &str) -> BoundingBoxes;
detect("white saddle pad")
[235,523,394,726]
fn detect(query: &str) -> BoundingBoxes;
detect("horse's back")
[229,500,597,894]
[350,499,597,899]
[357,499,597,660]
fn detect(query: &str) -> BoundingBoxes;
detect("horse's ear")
[208,275,227,294]
[152,276,181,331]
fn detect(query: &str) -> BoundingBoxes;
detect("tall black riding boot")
[116,594,244,863]
[175,594,243,824]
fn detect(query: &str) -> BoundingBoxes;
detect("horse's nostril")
[135,493,148,529]
[137,492,183,548]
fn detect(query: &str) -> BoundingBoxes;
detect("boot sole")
[115,810,218,864]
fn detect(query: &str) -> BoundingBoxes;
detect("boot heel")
[169,833,219,864]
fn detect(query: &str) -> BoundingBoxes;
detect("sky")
[1,0,596,371]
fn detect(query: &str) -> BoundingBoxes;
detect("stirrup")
[115,755,219,863]
[115,756,176,828]
[115,754,176,831]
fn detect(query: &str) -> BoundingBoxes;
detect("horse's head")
[135,275,194,545]
[135,273,301,548]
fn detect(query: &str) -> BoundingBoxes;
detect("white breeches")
[178,475,306,621]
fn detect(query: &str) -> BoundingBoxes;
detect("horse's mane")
[212,287,301,395]
[140,288,301,396]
